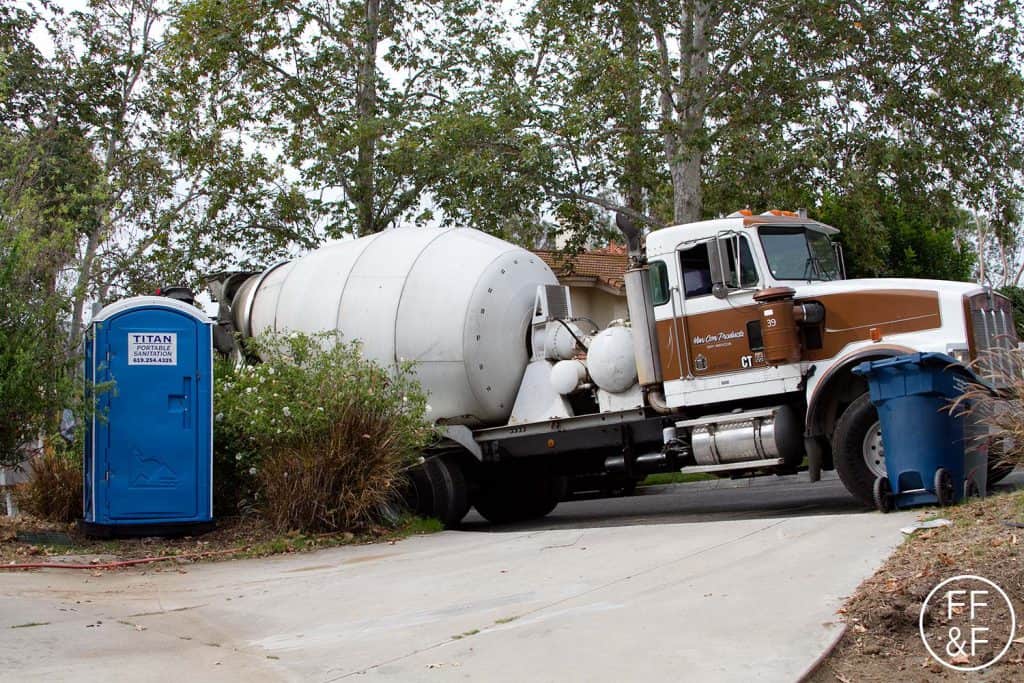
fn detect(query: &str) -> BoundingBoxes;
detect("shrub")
[15,443,83,522]
[957,349,1024,474]
[998,286,1024,340]
[214,332,434,532]
[0,235,73,468]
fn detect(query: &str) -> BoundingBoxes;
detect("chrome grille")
[969,293,1020,385]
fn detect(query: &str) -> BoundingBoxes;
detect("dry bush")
[215,332,433,533]
[257,411,406,533]
[14,448,83,522]
[957,348,1024,473]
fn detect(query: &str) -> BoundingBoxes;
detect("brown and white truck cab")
[639,210,1018,504]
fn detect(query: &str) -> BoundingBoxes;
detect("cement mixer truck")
[209,211,1019,526]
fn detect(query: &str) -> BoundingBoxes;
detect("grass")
[639,472,716,487]
[236,515,442,560]
[1015,493,1024,516]
[398,516,444,535]
[451,616,522,641]
[451,628,480,640]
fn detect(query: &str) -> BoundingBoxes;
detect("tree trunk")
[649,1,712,226]
[67,228,100,354]
[671,146,703,224]
[353,0,380,236]
[618,2,645,215]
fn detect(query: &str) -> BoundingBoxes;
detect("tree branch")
[554,192,665,230]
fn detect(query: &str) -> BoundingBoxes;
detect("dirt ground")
[0,513,439,568]
[808,489,1024,682]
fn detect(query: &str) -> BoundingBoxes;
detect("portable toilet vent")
[83,296,214,536]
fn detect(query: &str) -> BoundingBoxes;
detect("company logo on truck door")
[128,333,177,366]
[691,330,745,346]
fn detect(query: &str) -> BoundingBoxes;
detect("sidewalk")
[2,507,912,682]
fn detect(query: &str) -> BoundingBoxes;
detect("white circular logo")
[919,574,1017,671]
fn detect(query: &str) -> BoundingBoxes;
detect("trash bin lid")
[852,352,993,392]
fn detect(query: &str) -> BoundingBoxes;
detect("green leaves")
[521,0,1024,276]
[0,233,72,466]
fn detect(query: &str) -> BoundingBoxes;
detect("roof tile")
[532,244,628,291]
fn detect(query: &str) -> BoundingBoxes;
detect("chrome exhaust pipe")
[616,214,671,414]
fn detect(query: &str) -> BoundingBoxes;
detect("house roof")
[532,244,628,296]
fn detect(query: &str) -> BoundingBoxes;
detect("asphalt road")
[463,470,869,531]
[467,468,1024,532]
[1,472,939,682]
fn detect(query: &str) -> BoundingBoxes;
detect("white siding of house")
[567,287,629,329]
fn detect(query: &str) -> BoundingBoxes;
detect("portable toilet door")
[84,296,214,535]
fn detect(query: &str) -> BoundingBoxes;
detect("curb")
[797,621,848,682]
[639,471,842,496]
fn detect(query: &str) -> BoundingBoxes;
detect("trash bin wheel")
[934,467,955,507]
[833,393,883,506]
[873,476,894,513]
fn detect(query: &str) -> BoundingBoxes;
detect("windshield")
[759,227,842,281]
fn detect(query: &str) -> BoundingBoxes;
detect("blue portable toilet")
[83,296,214,536]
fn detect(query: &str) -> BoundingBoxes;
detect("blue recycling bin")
[853,353,979,511]
[83,296,214,536]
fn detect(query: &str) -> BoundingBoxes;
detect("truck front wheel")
[832,393,883,506]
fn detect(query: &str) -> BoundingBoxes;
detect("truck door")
[677,236,767,378]
[649,257,686,380]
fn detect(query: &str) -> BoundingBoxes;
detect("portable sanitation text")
[128,333,177,366]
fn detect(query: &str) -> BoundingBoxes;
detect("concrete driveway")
[2,478,915,682]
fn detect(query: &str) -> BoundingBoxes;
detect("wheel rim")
[862,421,886,478]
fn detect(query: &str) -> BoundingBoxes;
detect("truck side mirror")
[708,235,735,299]
[833,242,847,279]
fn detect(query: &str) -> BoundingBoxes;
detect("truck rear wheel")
[428,455,471,528]
[474,476,565,525]
[832,393,882,506]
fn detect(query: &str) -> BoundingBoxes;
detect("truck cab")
[641,210,1017,505]
[646,211,830,408]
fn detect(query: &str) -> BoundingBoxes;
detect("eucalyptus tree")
[166,0,559,240]
[521,0,1024,276]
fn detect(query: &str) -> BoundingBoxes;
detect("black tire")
[423,455,470,528]
[934,467,955,506]
[832,393,881,507]
[474,476,564,525]
[873,476,894,513]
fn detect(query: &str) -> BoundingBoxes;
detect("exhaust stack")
[616,214,669,413]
